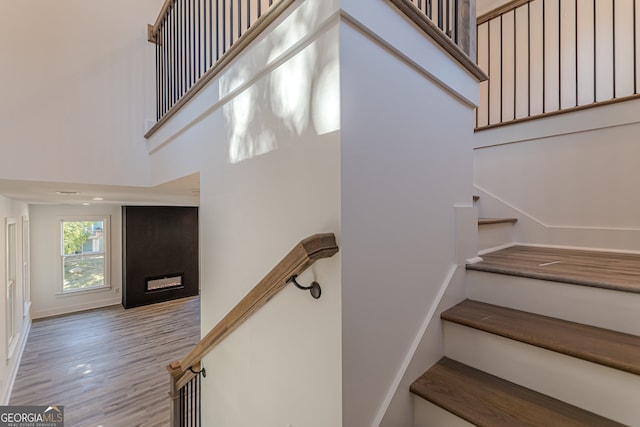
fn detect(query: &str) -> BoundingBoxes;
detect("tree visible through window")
[62,219,107,292]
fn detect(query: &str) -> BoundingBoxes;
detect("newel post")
[457,0,477,62]
[167,361,183,427]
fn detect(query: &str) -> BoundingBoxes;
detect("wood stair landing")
[411,357,625,427]
[442,300,640,375]
[467,245,640,294]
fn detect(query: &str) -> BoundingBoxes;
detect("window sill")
[56,285,113,298]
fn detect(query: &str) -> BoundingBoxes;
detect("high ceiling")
[0,173,200,206]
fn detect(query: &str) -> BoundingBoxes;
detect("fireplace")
[146,273,184,292]
[122,206,199,308]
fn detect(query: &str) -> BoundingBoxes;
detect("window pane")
[63,221,104,256]
[62,219,107,292]
[63,254,105,291]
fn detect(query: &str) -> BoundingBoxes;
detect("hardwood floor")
[10,296,200,427]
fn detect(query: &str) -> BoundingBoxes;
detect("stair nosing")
[466,264,640,293]
[478,217,518,225]
[441,300,640,376]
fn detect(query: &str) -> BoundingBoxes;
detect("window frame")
[59,216,111,295]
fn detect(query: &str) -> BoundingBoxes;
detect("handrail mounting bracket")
[287,275,321,299]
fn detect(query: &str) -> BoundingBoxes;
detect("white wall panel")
[489,20,503,123]
[595,0,615,101]
[0,0,164,187]
[502,11,516,122]
[477,23,490,126]
[614,0,635,97]
[515,7,530,119]
[543,0,560,113]
[576,0,595,105]
[529,0,545,115]
[560,0,577,109]
[475,99,640,251]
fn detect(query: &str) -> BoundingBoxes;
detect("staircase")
[475,195,518,254]
[410,198,640,426]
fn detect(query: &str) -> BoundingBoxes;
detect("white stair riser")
[413,395,474,427]
[444,322,640,426]
[467,270,640,336]
[477,223,515,253]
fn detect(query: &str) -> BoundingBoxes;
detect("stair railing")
[166,233,339,427]
[476,0,640,129]
[388,0,487,81]
[146,0,295,138]
[147,0,486,138]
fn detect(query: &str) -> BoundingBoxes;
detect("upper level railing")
[146,0,485,138]
[476,0,640,129]
[166,233,339,427]
[399,0,476,58]
[146,0,294,137]
[390,0,486,81]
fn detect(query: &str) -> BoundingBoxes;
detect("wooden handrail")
[167,233,339,390]
[388,0,488,82]
[477,0,533,25]
[150,0,175,37]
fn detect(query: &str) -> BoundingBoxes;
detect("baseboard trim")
[371,264,461,426]
[32,298,121,320]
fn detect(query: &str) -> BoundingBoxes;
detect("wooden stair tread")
[442,300,640,375]
[411,357,625,427]
[467,245,640,294]
[478,217,517,225]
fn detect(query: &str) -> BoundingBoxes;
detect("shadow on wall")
[220,2,340,164]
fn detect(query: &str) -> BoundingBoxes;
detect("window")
[61,218,109,293]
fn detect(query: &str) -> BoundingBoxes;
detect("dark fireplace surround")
[122,206,199,308]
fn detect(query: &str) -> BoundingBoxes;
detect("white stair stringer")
[467,270,640,336]
[443,321,640,426]
[413,395,474,427]
[477,222,515,253]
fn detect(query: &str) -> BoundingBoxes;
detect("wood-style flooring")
[468,245,640,293]
[10,296,200,427]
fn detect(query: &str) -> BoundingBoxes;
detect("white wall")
[0,0,162,187]
[0,196,30,404]
[29,204,122,319]
[146,0,343,425]
[474,98,640,252]
[338,2,479,425]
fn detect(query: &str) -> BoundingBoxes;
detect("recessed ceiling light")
[82,202,91,206]
[56,191,80,196]
[92,197,104,201]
